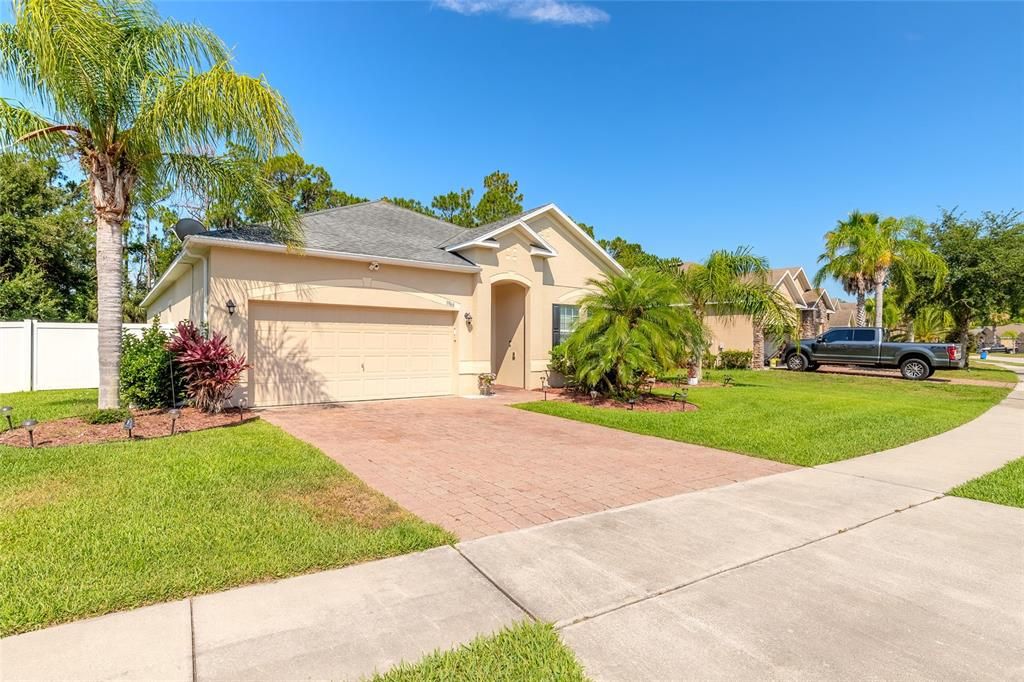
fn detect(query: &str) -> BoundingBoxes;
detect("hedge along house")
[699,267,837,359]
[141,201,624,407]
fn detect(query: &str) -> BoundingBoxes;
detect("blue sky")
[8,1,1024,285]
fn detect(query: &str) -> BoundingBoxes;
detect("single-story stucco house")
[693,266,837,357]
[141,201,623,406]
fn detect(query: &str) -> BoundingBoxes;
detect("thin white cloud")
[436,0,609,26]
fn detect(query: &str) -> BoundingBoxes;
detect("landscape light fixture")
[226,299,237,316]
[590,390,599,403]
[628,398,637,411]
[22,419,37,448]
[238,397,248,422]
[540,376,548,400]
[1,406,12,431]
[123,417,135,439]
[168,408,181,435]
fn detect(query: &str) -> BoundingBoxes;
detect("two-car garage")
[249,302,455,406]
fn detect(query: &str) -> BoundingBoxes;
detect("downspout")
[182,247,209,333]
[198,252,209,331]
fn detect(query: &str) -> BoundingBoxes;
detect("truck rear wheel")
[786,353,809,371]
[900,357,930,380]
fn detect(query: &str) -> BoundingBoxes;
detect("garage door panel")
[386,334,409,350]
[384,356,409,372]
[251,303,454,406]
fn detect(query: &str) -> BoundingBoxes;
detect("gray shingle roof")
[202,200,478,268]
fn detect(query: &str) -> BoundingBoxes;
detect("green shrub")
[84,408,130,425]
[549,343,575,376]
[703,352,717,368]
[120,320,180,409]
[719,350,753,369]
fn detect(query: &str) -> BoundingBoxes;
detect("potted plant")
[478,372,497,395]
[687,362,699,385]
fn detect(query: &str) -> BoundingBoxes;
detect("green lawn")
[370,622,589,682]
[0,414,453,637]
[517,370,1010,467]
[0,388,97,423]
[949,457,1024,508]
[958,363,1020,383]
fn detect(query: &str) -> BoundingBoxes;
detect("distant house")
[827,300,860,328]
[686,266,837,358]
[971,324,1024,351]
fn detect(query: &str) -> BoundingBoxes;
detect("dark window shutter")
[552,305,560,347]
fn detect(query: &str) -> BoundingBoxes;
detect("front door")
[492,284,526,387]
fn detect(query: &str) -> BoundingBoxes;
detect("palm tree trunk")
[855,289,866,327]
[96,214,123,408]
[873,272,886,329]
[751,322,765,370]
[89,157,133,410]
[905,317,915,342]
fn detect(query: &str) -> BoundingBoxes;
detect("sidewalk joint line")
[189,598,197,682]
[555,494,943,631]
[811,468,945,495]
[453,545,539,622]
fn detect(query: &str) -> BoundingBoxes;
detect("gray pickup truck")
[781,327,965,380]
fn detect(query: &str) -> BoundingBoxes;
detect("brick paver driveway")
[263,388,794,539]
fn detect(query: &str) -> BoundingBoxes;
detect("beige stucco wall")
[704,313,755,352]
[147,259,205,326]
[148,208,615,404]
[702,272,808,354]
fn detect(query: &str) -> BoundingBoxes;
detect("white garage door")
[250,302,455,406]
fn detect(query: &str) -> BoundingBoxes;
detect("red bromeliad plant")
[166,321,249,413]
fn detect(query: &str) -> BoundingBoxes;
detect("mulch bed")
[0,407,258,448]
[536,387,699,413]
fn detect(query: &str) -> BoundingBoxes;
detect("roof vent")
[172,218,206,241]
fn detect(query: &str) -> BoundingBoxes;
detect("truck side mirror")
[816,335,824,343]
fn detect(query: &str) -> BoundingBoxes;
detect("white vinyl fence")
[0,320,158,393]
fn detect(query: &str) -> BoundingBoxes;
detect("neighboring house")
[700,267,837,357]
[971,324,1024,351]
[142,201,623,406]
[827,300,860,328]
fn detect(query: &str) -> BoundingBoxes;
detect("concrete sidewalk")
[2,380,1022,681]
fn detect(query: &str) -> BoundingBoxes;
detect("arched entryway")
[491,281,528,388]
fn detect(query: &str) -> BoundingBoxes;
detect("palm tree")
[863,217,947,330]
[563,268,704,395]
[815,211,875,327]
[0,0,299,408]
[864,296,902,332]
[911,306,954,343]
[816,212,946,330]
[678,247,796,375]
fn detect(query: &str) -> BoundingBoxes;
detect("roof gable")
[442,204,624,274]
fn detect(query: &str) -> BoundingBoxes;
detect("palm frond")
[159,151,300,244]
[0,97,72,153]
[134,62,298,159]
